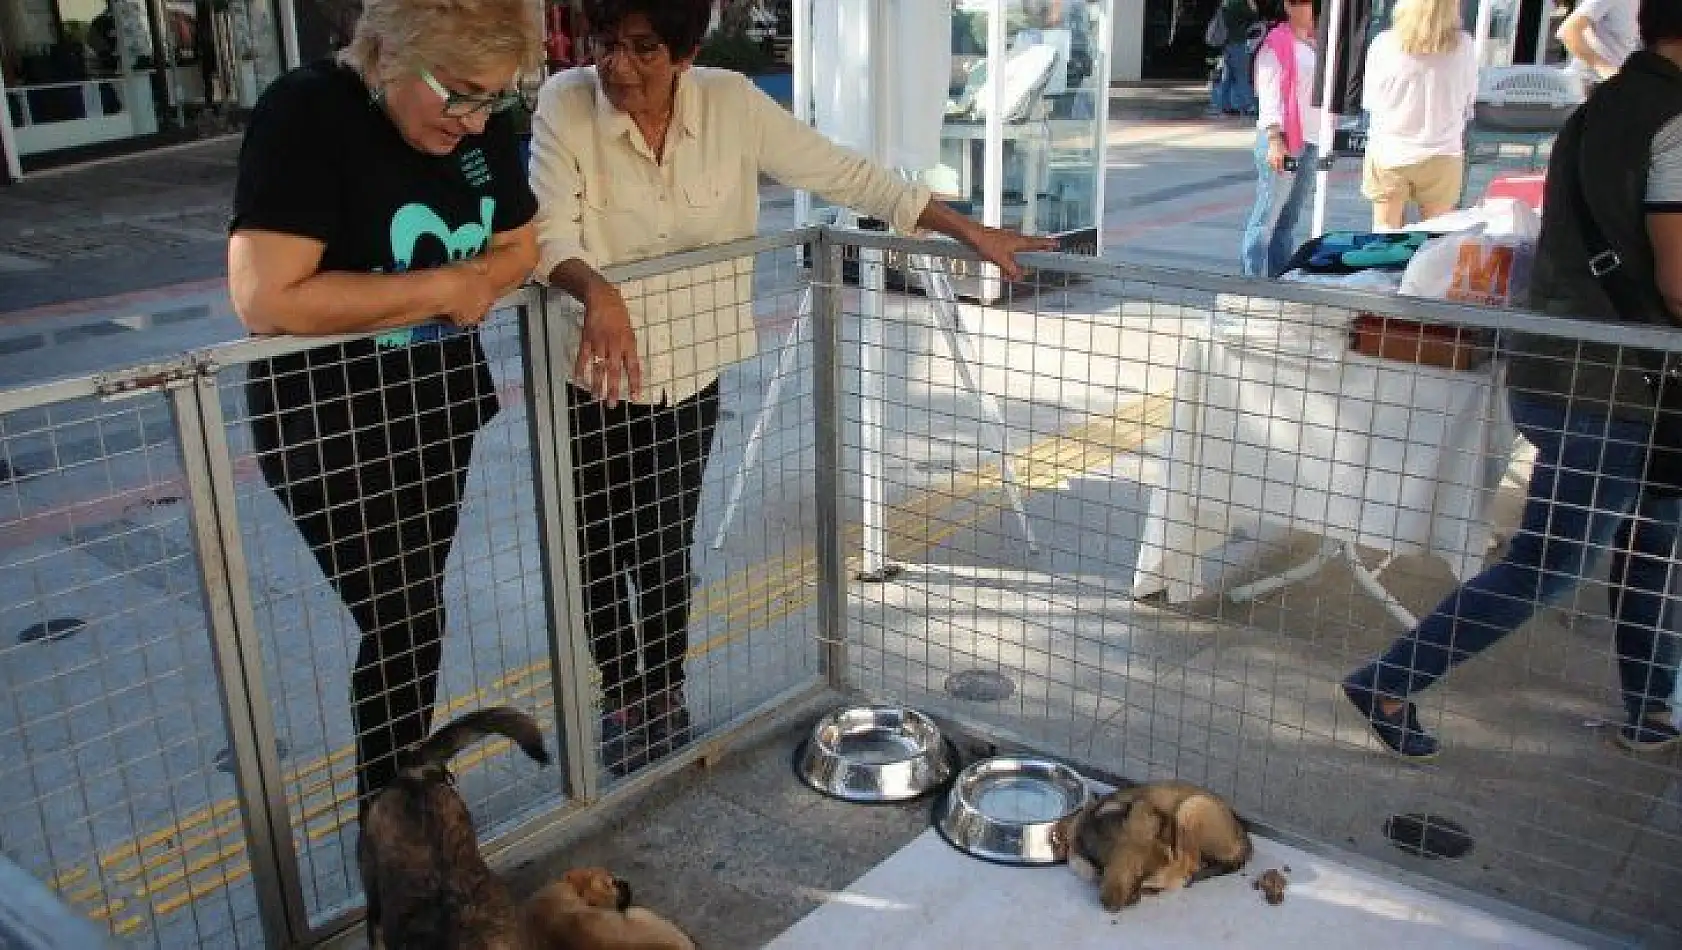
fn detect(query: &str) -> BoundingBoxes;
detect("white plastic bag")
[1399,201,1539,308]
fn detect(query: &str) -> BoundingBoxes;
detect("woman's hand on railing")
[965,226,1061,282]
[437,259,503,330]
[574,281,642,407]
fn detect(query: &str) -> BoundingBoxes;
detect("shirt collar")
[591,67,703,144]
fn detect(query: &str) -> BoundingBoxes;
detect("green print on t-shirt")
[373,195,497,348]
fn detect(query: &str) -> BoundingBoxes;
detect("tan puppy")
[1052,781,1252,912]
[524,867,697,950]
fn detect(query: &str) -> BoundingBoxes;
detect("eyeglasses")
[588,35,666,64]
[420,69,526,118]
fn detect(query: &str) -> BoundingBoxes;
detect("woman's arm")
[228,230,502,336]
[528,82,641,405]
[749,77,1055,278]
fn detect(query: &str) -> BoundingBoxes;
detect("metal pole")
[1309,0,1345,239]
[169,371,309,947]
[811,234,850,690]
[276,0,302,69]
[1473,0,1495,67]
[792,0,812,229]
[1090,0,1116,255]
[855,0,892,581]
[982,0,1008,302]
[520,291,603,803]
[0,76,22,183]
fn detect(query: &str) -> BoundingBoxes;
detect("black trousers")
[567,381,720,708]
[248,340,496,802]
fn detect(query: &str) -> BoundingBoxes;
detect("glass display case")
[793,0,1112,301]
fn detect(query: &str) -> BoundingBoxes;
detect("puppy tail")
[405,706,551,773]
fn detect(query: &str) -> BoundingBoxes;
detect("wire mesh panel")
[830,232,1681,945]
[554,241,824,782]
[0,380,266,947]
[206,296,566,931]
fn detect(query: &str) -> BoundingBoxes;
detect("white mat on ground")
[765,830,1585,949]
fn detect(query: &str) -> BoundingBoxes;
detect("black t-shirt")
[235,59,537,440]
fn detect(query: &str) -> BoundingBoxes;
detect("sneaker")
[1616,710,1682,753]
[642,687,693,761]
[1341,679,1441,761]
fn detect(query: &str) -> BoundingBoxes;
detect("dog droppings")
[1254,868,1287,905]
[1383,813,1474,860]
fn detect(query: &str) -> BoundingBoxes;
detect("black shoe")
[1341,679,1440,761]
[1617,709,1682,753]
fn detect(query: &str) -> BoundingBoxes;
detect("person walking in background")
[1559,0,1641,93]
[1342,0,1682,761]
[1239,0,1320,278]
[1210,0,1260,117]
[228,0,541,807]
[1359,0,1478,229]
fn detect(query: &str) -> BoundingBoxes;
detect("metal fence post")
[169,367,309,948]
[519,289,603,803]
[812,230,851,691]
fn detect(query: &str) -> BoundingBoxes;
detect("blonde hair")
[341,0,544,86]
[1391,0,1464,56]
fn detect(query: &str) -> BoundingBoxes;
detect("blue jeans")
[1212,41,1254,113]
[1239,134,1316,278]
[1350,394,1682,722]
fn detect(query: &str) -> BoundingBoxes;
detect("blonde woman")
[228,0,542,805]
[1359,0,1479,229]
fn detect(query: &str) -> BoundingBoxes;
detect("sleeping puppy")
[524,867,697,950]
[358,706,551,950]
[1051,780,1252,912]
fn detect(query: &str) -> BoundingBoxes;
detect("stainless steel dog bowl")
[935,756,1090,865]
[796,705,955,803]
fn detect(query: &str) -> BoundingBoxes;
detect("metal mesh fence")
[0,379,264,947]
[207,295,564,930]
[832,233,1681,946]
[564,242,823,782]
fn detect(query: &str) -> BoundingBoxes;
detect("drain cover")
[945,669,1017,702]
[215,740,290,774]
[1383,813,1473,860]
[17,618,86,644]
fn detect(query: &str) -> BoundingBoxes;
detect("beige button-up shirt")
[529,66,933,405]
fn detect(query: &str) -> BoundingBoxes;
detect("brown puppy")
[524,867,697,950]
[358,707,551,950]
[1052,781,1252,912]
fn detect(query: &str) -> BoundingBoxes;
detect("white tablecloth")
[1131,333,1516,603]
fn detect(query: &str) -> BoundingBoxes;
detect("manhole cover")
[1383,813,1473,860]
[17,618,86,644]
[945,669,1017,702]
[215,740,290,774]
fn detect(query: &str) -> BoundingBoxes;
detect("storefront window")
[2,0,283,159]
[936,1,1109,240]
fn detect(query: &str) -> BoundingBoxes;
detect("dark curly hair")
[583,0,712,60]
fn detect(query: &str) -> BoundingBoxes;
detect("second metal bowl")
[935,755,1090,865]
[796,704,956,803]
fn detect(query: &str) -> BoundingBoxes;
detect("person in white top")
[1359,0,1479,229]
[1559,0,1642,91]
[527,0,1054,777]
[1239,0,1321,278]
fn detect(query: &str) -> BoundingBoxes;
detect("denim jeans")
[1212,41,1255,113]
[1239,133,1317,278]
[1350,394,1682,721]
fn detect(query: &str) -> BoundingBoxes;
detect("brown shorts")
[1361,154,1465,210]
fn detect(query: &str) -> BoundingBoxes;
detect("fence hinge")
[93,359,201,400]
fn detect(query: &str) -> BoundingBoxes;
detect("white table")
[1131,331,1516,627]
